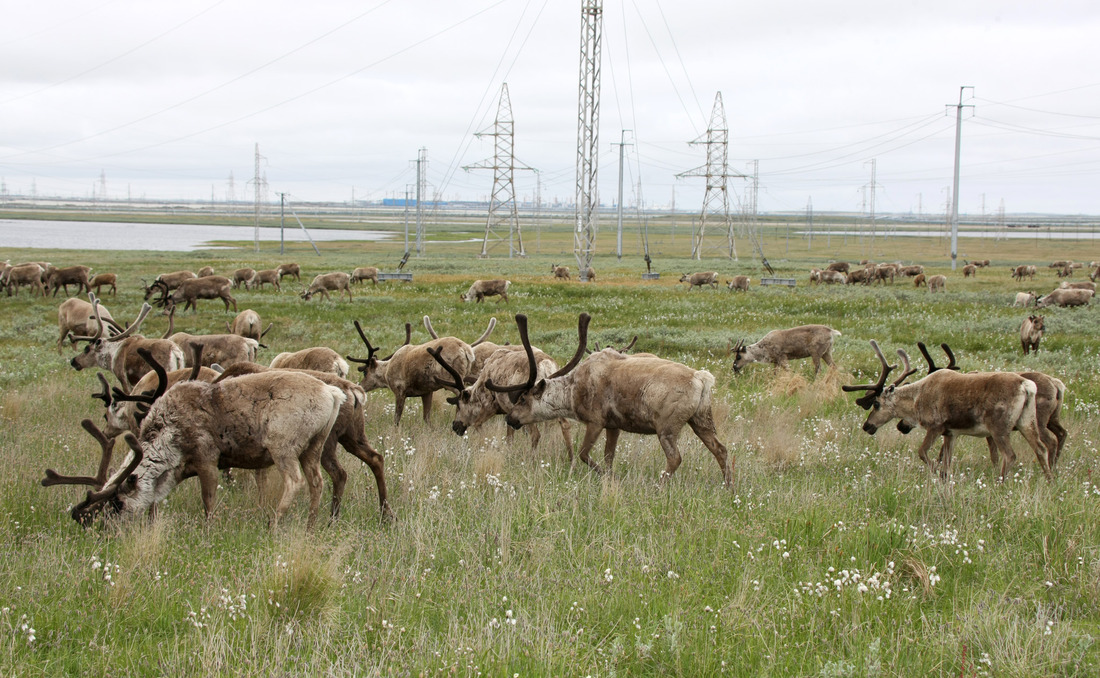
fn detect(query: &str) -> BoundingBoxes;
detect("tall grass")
[1,224,1098,675]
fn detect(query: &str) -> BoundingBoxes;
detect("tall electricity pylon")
[464,83,534,258]
[677,92,744,260]
[573,0,602,282]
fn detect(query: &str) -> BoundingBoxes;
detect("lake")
[0,219,394,251]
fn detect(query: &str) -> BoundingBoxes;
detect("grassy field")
[1,216,1099,676]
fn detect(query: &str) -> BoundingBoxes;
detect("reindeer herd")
[9,250,1089,533]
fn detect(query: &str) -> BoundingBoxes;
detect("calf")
[1020,315,1044,355]
[1013,292,1037,308]
[726,275,751,292]
[89,273,117,296]
[927,274,947,293]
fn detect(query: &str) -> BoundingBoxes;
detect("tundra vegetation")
[1,224,1099,676]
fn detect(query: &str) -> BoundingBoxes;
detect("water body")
[796,229,1100,240]
[0,219,393,251]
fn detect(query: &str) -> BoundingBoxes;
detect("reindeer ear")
[446,395,459,406]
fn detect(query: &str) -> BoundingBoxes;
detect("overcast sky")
[2,0,1099,215]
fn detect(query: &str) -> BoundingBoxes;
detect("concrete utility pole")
[948,86,974,271]
[573,0,603,282]
[613,130,633,260]
[415,148,427,255]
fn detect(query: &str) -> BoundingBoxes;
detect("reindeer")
[1049,260,1073,270]
[679,271,719,290]
[212,363,391,520]
[727,275,751,292]
[197,266,216,277]
[142,271,197,300]
[5,263,46,296]
[913,273,926,288]
[70,298,185,392]
[154,276,237,312]
[819,270,846,284]
[963,264,977,278]
[1013,292,1037,308]
[1020,315,1044,355]
[57,297,119,353]
[46,361,345,528]
[248,269,281,292]
[730,325,840,376]
[46,265,91,297]
[927,274,947,293]
[809,269,822,285]
[270,347,350,377]
[462,279,511,303]
[232,267,256,289]
[162,307,259,369]
[226,309,271,344]
[1060,281,1096,293]
[1036,288,1093,308]
[1091,266,1099,283]
[88,273,117,296]
[348,317,496,425]
[871,264,897,285]
[916,342,1067,470]
[1056,265,1073,278]
[551,264,570,280]
[581,266,597,282]
[301,272,353,301]
[277,262,301,282]
[825,262,850,274]
[898,265,924,277]
[485,313,733,487]
[351,266,379,284]
[846,267,872,285]
[842,340,1050,480]
[1011,265,1036,281]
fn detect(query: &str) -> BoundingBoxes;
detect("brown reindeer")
[57,297,120,353]
[142,271,197,300]
[69,299,185,392]
[88,273,117,296]
[197,266,216,278]
[731,325,840,376]
[47,265,91,297]
[232,267,256,289]
[351,266,379,284]
[162,307,259,369]
[551,264,570,280]
[277,262,301,282]
[726,275,751,292]
[154,276,237,312]
[270,347,350,377]
[843,340,1050,480]
[1020,315,1044,355]
[226,309,271,344]
[485,313,733,487]
[927,274,947,293]
[963,264,977,278]
[248,269,281,292]
[825,262,850,274]
[1036,288,1093,308]
[679,271,719,290]
[5,263,46,296]
[301,272,352,301]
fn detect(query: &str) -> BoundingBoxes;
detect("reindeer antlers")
[842,340,896,410]
[41,419,116,489]
[917,341,960,374]
[426,346,467,395]
[485,313,537,394]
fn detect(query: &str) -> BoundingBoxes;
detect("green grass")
[1,216,1099,675]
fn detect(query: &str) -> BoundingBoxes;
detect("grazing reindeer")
[226,309,271,344]
[461,279,511,303]
[1020,315,1044,355]
[57,297,119,353]
[485,313,733,487]
[963,264,977,278]
[898,265,924,277]
[248,269,281,291]
[843,340,1050,480]
[1013,292,1037,308]
[277,263,301,282]
[270,347,350,377]
[300,272,353,301]
[927,274,947,293]
[351,267,379,284]
[46,361,345,528]
[70,298,184,391]
[916,342,1067,469]
[846,267,873,284]
[348,317,495,425]
[679,271,719,290]
[142,271,197,300]
[730,325,840,376]
[88,273,117,296]
[47,265,91,297]
[97,354,219,440]
[1036,288,1093,308]
[1060,281,1096,293]
[154,276,237,313]
[913,273,927,287]
[825,262,850,274]
[1011,265,1036,281]
[197,266,216,277]
[232,267,256,289]
[551,264,570,280]
[727,275,751,292]
[5,263,46,296]
[213,362,391,520]
[429,340,575,460]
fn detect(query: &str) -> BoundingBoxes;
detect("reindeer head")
[1029,315,1045,332]
[486,313,590,429]
[427,346,487,435]
[729,339,750,373]
[346,321,412,390]
[70,297,152,372]
[842,340,918,434]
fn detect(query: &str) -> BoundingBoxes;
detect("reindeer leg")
[602,428,621,475]
[938,434,956,479]
[558,418,574,462]
[1015,421,1052,481]
[689,417,732,488]
[319,438,346,519]
[195,465,222,518]
[811,355,821,375]
[656,428,682,484]
[526,423,541,453]
[915,427,942,470]
[420,393,433,424]
[989,432,1018,482]
[340,436,392,521]
[576,423,604,473]
[985,437,1000,466]
[392,395,406,426]
[271,459,306,528]
[1048,418,1068,469]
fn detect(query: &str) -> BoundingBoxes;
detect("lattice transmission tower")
[464,83,534,258]
[573,0,602,282]
[677,92,745,260]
